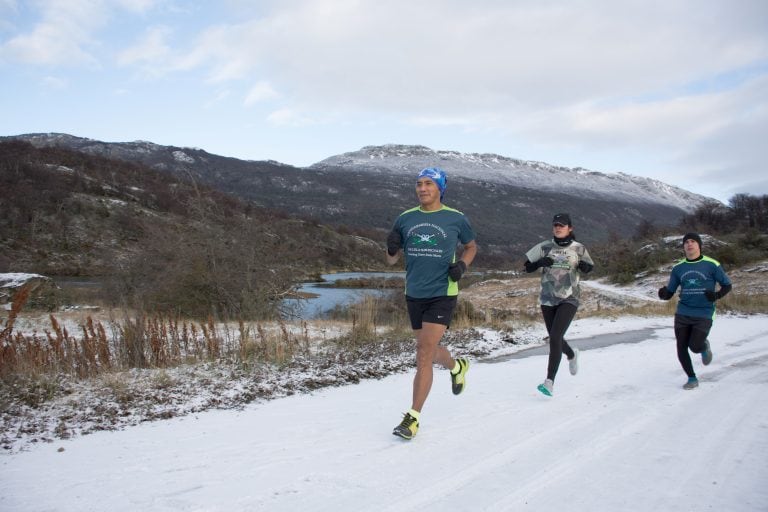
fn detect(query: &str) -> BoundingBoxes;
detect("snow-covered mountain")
[313,144,712,209]
[2,133,714,259]
[7,134,712,209]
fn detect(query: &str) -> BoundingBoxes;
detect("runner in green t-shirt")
[657,232,732,390]
[387,167,477,440]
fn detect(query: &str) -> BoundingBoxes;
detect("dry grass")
[1,286,314,380]
[584,299,678,318]
[711,294,768,315]
[3,272,766,382]
[349,295,378,342]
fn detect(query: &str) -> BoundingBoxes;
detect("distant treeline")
[589,193,768,284]
[680,194,768,234]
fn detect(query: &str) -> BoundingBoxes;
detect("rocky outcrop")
[0,273,56,306]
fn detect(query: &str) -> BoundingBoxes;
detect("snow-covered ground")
[581,279,659,302]
[2,313,766,512]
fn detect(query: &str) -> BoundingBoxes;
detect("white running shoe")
[569,348,579,376]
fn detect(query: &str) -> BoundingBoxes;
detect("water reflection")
[283,271,405,319]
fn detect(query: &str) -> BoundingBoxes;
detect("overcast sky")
[1,1,767,202]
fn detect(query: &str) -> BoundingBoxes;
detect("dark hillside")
[4,134,691,267]
[0,141,383,318]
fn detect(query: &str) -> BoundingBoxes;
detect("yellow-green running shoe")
[392,412,419,440]
[451,357,469,395]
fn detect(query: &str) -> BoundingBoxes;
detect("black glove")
[577,260,593,273]
[658,287,673,300]
[523,257,554,273]
[386,230,402,256]
[704,290,717,302]
[448,260,467,281]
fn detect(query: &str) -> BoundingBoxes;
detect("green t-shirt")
[392,205,475,298]
[665,255,732,319]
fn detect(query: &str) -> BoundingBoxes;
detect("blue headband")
[417,167,447,199]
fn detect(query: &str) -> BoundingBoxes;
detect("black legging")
[541,303,578,381]
[674,314,712,378]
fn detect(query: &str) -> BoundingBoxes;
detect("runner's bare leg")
[411,322,454,412]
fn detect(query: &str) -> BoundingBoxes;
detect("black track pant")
[541,303,578,381]
[674,314,713,378]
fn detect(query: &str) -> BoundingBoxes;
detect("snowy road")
[484,326,662,361]
[2,315,767,511]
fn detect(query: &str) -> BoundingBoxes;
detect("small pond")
[283,271,405,319]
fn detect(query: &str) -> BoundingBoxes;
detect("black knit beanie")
[682,232,702,249]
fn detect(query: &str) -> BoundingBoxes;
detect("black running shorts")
[406,296,457,330]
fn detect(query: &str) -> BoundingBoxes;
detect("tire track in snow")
[378,389,675,511]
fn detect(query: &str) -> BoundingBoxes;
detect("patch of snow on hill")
[312,144,713,209]
[172,150,195,163]
[0,273,47,289]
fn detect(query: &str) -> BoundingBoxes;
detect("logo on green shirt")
[410,233,438,246]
